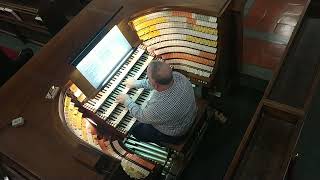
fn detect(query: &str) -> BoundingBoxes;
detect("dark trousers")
[129,122,186,144]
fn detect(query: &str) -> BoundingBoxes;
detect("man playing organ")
[116,61,197,144]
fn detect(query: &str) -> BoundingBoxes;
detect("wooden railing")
[224,0,320,179]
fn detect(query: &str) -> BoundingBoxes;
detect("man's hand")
[116,93,130,104]
[123,77,136,89]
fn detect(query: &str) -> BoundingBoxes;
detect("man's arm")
[124,97,157,124]
[125,78,153,90]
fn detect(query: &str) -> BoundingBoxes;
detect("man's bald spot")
[148,61,173,85]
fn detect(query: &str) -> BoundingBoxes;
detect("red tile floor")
[243,0,309,71]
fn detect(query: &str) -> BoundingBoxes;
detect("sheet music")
[76,26,132,88]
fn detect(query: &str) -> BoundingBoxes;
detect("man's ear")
[153,82,159,90]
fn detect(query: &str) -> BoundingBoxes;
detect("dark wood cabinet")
[0,153,40,180]
[0,0,86,45]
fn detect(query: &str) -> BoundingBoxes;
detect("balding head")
[147,61,173,85]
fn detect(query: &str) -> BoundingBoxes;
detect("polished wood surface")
[0,0,123,178]
[0,0,238,179]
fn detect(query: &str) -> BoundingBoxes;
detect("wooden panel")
[0,152,40,180]
[263,99,304,124]
[0,1,50,44]
[224,1,315,179]
[0,0,122,178]
[234,109,301,180]
[268,18,320,109]
[126,0,231,18]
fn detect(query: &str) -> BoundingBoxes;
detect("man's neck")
[156,80,174,92]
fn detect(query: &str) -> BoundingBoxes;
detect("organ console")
[0,0,243,179]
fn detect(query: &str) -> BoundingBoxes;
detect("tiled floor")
[243,0,309,71]
[243,37,286,69]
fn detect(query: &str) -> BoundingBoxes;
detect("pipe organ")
[62,46,179,178]
[0,0,242,179]
[61,5,239,179]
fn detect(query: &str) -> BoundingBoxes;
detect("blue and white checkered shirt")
[124,72,197,136]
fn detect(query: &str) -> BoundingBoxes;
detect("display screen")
[75,26,132,88]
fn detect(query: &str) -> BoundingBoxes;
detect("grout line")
[244,0,256,16]
[241,63,273,80]
[244,28,290,45]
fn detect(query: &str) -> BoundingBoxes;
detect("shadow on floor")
[181,82,265,179]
